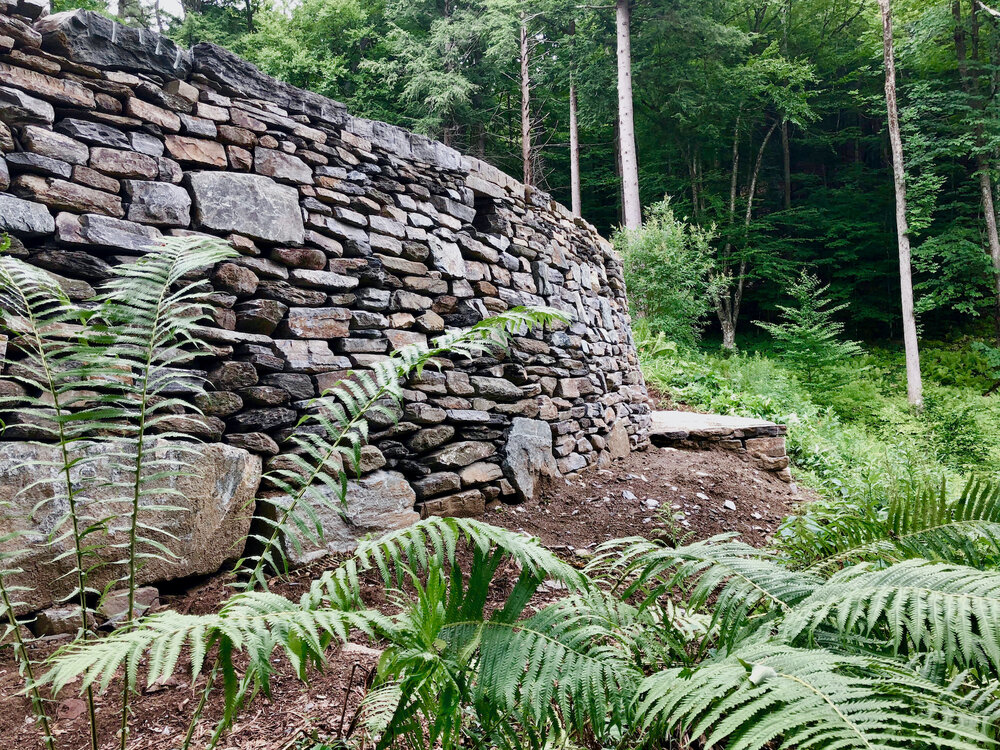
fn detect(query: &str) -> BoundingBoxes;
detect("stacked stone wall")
[0,6,651,528]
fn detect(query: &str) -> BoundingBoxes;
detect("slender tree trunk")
[979,172,1000,339]
[616,0,642,228]
[878,0,923,407]
[520,16,533,187]
[781,121,792,209]
[568,23,581,216]
[956,1,1000,341]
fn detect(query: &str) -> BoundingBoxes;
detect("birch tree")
[878,0,924,407]
[616,0,641,229]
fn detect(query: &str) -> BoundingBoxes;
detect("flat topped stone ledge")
[649,410,791,482]
[649,410,786,441]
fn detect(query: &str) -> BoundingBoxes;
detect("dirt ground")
[0,443,812,750]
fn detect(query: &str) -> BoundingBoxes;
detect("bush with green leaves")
[44,478,1000,750]
[756,269,863,389]
[0,236,565,750]
[616,199,717,348]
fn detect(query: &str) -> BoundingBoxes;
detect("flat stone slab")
[649,410,786,441]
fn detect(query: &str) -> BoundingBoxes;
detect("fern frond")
[43,587,390,697]
[0,528,55,750]
[779,478,1000,573]
[239,306,568,589]
[356,516,585,592]
[779,559,1000,674]
[636,643,996,750]
[589,535,820,650]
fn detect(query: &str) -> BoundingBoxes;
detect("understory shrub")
[616,199,716,348]
[46,486,1000,750]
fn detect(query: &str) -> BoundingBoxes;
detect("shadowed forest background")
[85,0,1000,343]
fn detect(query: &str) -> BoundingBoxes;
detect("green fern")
[199,307,568,748]
[778,478,1000,573]
[0,254,110,750]
[239,306,569,591]
[778,559,1000,674]
[589,535,821,650]
[96,237,237,749]
[636,643,997,750]
[0,525,55,750]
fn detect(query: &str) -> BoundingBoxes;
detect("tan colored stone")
[13,174,123,217]
[0,62,94,107]
[164,135,227,167]
[125,97,181,132]
[420,490,485,519]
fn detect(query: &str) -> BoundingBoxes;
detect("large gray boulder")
[36,10,192,78]
[0,440,261,612]
[189,171,305,245]
[503,417,559,501]
[263,470,419,564]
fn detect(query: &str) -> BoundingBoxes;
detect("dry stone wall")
[0,6,651,531]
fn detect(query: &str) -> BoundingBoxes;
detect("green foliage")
[756,270,864,389]
[617,199,716,348]
[779,478,1000,574]
[46,488,1000,750]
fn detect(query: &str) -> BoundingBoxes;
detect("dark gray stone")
[189,171,305,245]
[33,248,112,280]
[235,298,288,335]
[37,10,192,78]
[56,212,162,253]
[124,180,192,226]
[191,42,346,124]
[0,194,54,236]
[0,85,53,126]
[257,280,327,306]
[55,118,130,149]
[5,152,72,179]
[227,407,297,432]
[262,373,314,401]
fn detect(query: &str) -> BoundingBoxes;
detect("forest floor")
[0,444,810,750]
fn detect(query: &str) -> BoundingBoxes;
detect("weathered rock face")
[0,8,649,568]
[189,172,305,244]
[503,417,558,502]
[0,440,262,612]
[264,470,419,563]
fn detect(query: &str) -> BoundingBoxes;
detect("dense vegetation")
[71,0,1000,346]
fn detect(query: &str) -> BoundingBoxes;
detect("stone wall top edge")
[28,8,606,242]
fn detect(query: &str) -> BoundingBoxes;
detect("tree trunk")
[781,120,791,209]
[568,20,581,216]
[616,0,642,229]
[879,0,924,407]
[980,171,1000,339]
[956,1,1000,341]
[520,16,533,187]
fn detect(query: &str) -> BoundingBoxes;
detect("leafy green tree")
[616,198,716,348]
[757,269,863,387]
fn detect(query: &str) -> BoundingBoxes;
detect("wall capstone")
[0,5,651,570]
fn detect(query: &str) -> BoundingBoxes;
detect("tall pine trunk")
[878,0,924,407]
[520,16,533,186]
[616,0,641,229]
[569,20,581,216]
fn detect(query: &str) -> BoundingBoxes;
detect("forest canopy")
[64,0,1000,345]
